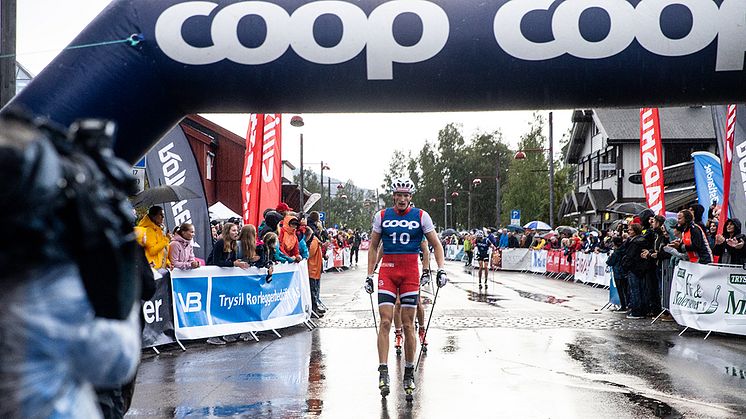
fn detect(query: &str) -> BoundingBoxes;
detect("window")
[206,151,215,180]
[592,154,600,182]
[664,143,709,166]
[584,159,591,184]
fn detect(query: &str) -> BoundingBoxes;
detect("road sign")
[510,209,520,226]
[319,212,326,222]
[134,156,146,169]
[599,163,616,171]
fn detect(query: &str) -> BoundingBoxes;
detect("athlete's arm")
[376,241,384,267]
[425,231,445,270]
[368,231,382,276]
[420,240,430,271]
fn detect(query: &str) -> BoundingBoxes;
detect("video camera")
[0,110,140,320]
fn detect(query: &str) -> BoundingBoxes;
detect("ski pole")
[368,292,378,335]
[416,284,440,371]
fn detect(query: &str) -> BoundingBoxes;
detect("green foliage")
[381,123,513,230]
[295,169,375,230]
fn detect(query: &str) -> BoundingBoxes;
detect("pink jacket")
[168,234,196,269]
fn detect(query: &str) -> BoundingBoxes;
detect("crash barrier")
[670,261,746,337]
[142,270,177,348]
[324,247,351,271]
[165,262,312,341]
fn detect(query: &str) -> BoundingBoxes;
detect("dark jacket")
[651,229,670,267]
[713,218,746,265]
[622,235,652,275]
[691,204,707,232]
[678,222,713,264]
[209,239,237,267]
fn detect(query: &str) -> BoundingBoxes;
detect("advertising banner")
[242,114,265,227]
[500,248,531,271]
[575,252,592,283]
[609,271,621,306]
[639,108,666,215]
[592,253,610,287]
[530,250,547,274]
[359,240,371,251]
[546,250,559,273]
[712,104,740,234]
[669,261,746,336]
[324,247,351,271]
[141,271,176,348]
[170,262,312,340]
[257,114,283,216]
[692,152,724,224]
[445,245,463,261]
[145,125,212,260]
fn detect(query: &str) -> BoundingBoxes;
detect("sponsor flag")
[639,108,666,215]
[242,115,265,227]
[712,105,737,236]
[692,152,725,225]
[145,124,212,260]
[258,114,283,216]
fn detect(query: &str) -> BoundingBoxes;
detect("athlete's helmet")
[391,177,416,194]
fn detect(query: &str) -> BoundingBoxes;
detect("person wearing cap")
[276,202,292,216]
[364,177,448,401]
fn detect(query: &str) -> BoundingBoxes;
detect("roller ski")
[403,366,416,403]
[418,327,428,353]
[378,365,390,397]
[394,329,403,356]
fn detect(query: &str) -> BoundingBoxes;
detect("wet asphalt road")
[127,252,746,418]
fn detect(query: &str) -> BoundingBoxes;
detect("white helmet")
[391,177,416,194]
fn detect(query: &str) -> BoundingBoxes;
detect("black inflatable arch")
[4,0,746,162]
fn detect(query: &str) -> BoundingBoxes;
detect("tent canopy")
[209,202,240,221]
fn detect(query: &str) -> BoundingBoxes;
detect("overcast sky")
[16,0,573,190]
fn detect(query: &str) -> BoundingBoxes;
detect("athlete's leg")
[416,300,425,327]
[400,306,417,364]
[377,304,394,364]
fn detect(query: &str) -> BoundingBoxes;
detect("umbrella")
[607,202,647,215]
[538,231,557,239]
[556,225,578,236]
[505,224,524,233]
[131,185,201,208]
[441,228,457,237]
[523,220,552,230]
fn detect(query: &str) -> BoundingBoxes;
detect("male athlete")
[365,178,448,401]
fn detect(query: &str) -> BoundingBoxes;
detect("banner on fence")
[445,245,463,261]
[669,261,746,336]
[142,271,176,348]
[530,250,547,274]
[170,262,312,340]
[500,248,531,271]
[359,240,371,251]
[324,247,351,270]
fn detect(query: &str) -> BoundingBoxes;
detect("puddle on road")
[466,290,504,306]
[513,289,569,305]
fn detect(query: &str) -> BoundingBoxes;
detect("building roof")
[596,107,715,144]
[584,189,616,212]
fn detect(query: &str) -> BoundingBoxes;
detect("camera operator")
[0,112,142,418]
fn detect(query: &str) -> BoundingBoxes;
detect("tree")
[503,113,551,224]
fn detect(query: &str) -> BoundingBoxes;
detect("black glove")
[436,269,448,288]
[364,275,374,294]
[420,269,431,286]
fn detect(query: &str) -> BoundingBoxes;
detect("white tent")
[209,201,240,221]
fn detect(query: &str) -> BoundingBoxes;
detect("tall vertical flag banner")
[692,152,724,225]
[258,114,283,216]
[242,114,265,227]
[712,105,737,237]
[639,108,666,215]
[145,125,212,260]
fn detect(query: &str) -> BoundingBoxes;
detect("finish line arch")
[4,0,746,162]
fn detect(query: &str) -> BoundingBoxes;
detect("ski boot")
[394,329,403,356]
[378,365,390,397]
[403,366,416,403]
[418,327,428,353]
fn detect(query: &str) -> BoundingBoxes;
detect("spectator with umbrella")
[137,206,171,271]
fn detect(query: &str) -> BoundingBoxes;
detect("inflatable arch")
[4,0,746,163]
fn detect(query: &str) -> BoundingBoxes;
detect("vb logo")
[177,292,203,312]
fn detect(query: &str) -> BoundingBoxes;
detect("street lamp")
[290,115,305,211]
[320,162,330,213]
[512,112,555,227]
[468,178,482,230]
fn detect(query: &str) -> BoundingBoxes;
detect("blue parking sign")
[319,212,326,222]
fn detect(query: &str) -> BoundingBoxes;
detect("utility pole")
[299,133,304,211]
[1,0,17,108]
[443,181,448,229]
[549,112,555,228]
[495,153,501,228]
